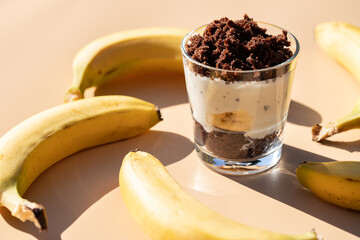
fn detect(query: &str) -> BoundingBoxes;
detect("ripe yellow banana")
[0,96,162,231]
[119,150,319,240]
[296,161,360,211]
[312,22,360,141]
[64,27,189,102]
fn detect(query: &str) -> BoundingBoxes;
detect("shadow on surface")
[0,130,193,240]
[287,100,322,127]
[226,144,360,237]
[318,139,360,153]
[94,71,188,108]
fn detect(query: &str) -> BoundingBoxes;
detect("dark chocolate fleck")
[104,68,117,76]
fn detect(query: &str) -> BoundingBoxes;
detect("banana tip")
[311,124,323,142]
[311,122,338,142]
[64,87,84,103]
[23,204,48,232]
[32,207,48,232]
[156,106,163,121]
[299,161,308,166]
[311,228,322,240]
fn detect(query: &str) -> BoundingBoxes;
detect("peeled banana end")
[311,123,338,142]
[12,201,48,232]
[64,87,84,103]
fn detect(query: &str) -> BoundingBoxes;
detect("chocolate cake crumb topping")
[185,14,293,81]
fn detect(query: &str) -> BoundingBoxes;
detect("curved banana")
[119,150,319,240]
[0,96,162,231]
[296,161,360,211]
[65,27,189,102]
[312,22,360,141]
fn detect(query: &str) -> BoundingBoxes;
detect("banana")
[312,21,360,141]
[0,95,162,231]
[119,150,319,240]
[64,27,189,102]
[315,22,360,82]
[312,97,360,141]
[296,161,360,211]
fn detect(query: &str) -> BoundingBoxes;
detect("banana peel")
[296,161,360,211]
[119,150,320,240]
[0,96,161,231]
[65,27,188,102]
[312,22,360,141]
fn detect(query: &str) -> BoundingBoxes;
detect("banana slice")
[207,110,251,131]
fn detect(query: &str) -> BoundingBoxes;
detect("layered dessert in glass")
[181,15,299,175]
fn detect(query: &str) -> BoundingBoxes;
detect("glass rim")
[181,21,300,74]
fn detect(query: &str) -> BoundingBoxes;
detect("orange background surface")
[0,0,359,239]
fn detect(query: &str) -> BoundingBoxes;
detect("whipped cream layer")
[184,67,293,139]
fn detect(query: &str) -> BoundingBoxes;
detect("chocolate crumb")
[185,14,293,81]
[194,121,280,159]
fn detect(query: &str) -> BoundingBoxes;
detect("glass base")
[195,144,282,175]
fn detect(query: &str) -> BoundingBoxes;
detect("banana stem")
[335,108,360,132]
[64,86,84,103]
[312,97,360,142]
[0,186,47,231]
[294,229,321,240]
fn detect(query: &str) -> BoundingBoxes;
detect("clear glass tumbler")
[181,22,300,175]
